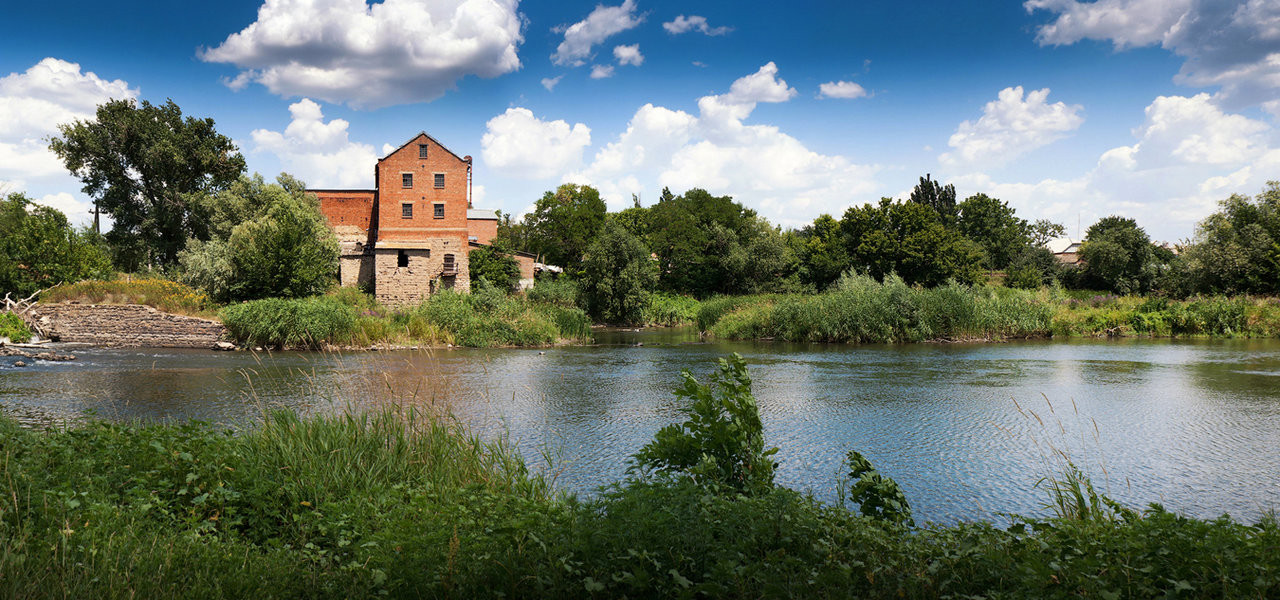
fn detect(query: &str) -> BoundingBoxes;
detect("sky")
[3,0,1280,242]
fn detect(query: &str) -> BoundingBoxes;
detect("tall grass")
[41,278,214,317]
[642,293,700,326]
[707,274,1053,343]
[220,297,358,349]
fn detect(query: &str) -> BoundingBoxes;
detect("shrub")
[643,293,700,326]
[0,312,32,343]
[526,277,577,308]
[219,297,357,349]
[0,193,111,296]
[468,245,520,292]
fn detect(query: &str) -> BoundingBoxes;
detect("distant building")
[1045,237,1083,265]
[311,132,538,305]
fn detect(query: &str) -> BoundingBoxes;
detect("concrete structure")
[29,304,227,348]
[312,132,532,305]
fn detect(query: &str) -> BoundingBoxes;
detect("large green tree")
[908,174,957,225]
[523,184,607,270]
[468,245,521,292]
[1175,183,1280,295]
[49,98,245,270]
[647,188,783,297]
[178,174,337,302]
[794,214,850,291]
[0,193,111,296]
[1079,216,1159,294]
[839,199,985,286]
[580,221,656,325]
[955,193,1030,270]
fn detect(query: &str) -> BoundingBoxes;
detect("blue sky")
[3,0,1279,241]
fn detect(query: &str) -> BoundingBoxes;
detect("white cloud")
[1026,0,1280,108]
[945,93,1279,240]
[481,107,591,179]
[200,0,524,109]
[662,14,731,36]
[613,44,643,66]
[251,98,378,188]
[541,75,563,91]
[565,63,880,222]
[818,80,868,99]
[551,0,643,67]
[941,86,1084,168]
[589,64,615,79]
[0,58,138,226]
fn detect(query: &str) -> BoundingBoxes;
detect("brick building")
[311,132,533,306]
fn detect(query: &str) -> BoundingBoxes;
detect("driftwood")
[2,286,53,339]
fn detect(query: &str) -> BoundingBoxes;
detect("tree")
[908,174,957,224]
[1079,216,1158,294]
[579,221,656,324]
[955,194,1029,270]
[794,214,850,290]
[49,98,245,270]
[0,193,111,296]
[523,184,607,270]
[840,199,985,286]
[1006,246,1059,289]
[647,188,771,297]
[468,245,520,292]
[1175,183,1280,295]
[1029,219,1068,247]
[178,174,337,302]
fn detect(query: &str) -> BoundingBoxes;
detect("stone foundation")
[27,304,228,348]
[373,239,470,306]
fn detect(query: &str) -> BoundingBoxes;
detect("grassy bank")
[220,287,591,349]
[2,357,1277,598]
[41,278,215,318]
[697,274,1280,343]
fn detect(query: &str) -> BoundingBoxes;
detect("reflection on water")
[3,330,1279,524]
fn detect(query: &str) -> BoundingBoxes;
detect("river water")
[3,328,1279,524]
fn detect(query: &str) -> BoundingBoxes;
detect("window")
[434,173,445,188]
[443,254,455,272]
[433,203,445,219]
[397,250,409,268]
[401,203,413,218]
[418,144,428,159]
[402,173,413,188]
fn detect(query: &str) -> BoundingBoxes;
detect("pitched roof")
[379,131,469,164]
[1044,237,1082,254]
[467,208,499,220]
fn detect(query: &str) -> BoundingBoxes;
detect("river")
[3,328,1279,525]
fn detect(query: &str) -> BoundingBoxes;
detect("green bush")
[526,277,578,308]
[219,297,357,349]
[643,293,700,326]
[0,312,32,343]
[0,193,111,296]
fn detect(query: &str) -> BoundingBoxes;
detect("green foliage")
[1028,218,1068,247]
[907,173,957,224]
[1007,246,1060,289]
[219,297,357,349]
[48,98,245,269]
[632,354,778,494]
[179,174,338,302]
[410,289,589,347]
[955,193,1030,270]
[579,222,656,325]
[1175,182,1280,295]
[845,450,913,525]
[467,245,520,292]
[0,312,32,343]
[1080,216,1160,294]
[522,183,607,270]
[794,214,849,290]
[704,273,1054,343]
[0,193,111,296]
[526,276,578,308]
[643,293,700,326]
[840,199,986,287]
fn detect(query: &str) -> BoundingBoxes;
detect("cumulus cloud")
[541,75,563,91]
[941,86,1084,168]
[200,0,524,109]
[564,63,880,223]
[481,107,591,179]
[613,44,643,66]
[662,14,731,36]
[251,98,378,188]
[0,58,137,225]
[551,0,643,67]
[1026,0,1280,108]
[589,64,615,79]
[945,93,1279,240]
[818,80,868,99]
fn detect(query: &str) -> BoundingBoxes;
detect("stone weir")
[26,304,228,349]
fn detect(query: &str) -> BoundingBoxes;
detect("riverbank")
[3,379,1277,598]
[695,275,1280,343]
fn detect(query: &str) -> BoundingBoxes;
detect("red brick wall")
[315,190,376,235]
[468,218,498,245]
[377,133,470,247]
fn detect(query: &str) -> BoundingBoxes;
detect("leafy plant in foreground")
[845,450,913,525]
[631,353,778,494]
